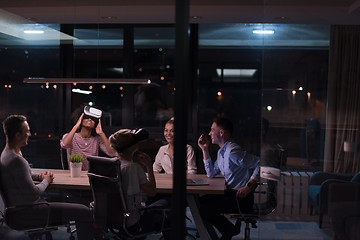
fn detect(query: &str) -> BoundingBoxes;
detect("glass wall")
[72,25,124,127]
[198,24,330,171]
[0,23,330,171]
[133,26,175,126]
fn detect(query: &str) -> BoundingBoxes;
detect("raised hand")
[74,113,84,131]
[95,119,104,135]
[198,134,209,150]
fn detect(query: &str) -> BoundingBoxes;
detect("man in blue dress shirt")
[198,117,260,240]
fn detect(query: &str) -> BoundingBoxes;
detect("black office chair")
[60,146,69,170]
[226,177,278,240]
[225,145,283,240]
[0,179,58,240]
[87,155,170,240]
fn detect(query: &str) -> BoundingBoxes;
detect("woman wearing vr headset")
[60,105,117,170]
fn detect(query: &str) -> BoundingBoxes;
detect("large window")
[0,23,330,171]
[72,25,124,126]
[198,24,330,170]
[133,27,175,126]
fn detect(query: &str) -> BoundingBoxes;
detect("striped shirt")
[60,133,115,170]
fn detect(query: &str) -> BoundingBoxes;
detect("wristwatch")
[246,182,253,188]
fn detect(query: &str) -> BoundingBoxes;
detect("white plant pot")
[70,162,82,178]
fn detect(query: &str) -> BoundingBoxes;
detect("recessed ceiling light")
[24,30,44,34]
[252,30,275,35]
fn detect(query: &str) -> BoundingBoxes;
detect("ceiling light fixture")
[252,30,275,35]
[216,69,257,78]
[24,30,44,34]
[24,78,151,85]
[72,88,92,95]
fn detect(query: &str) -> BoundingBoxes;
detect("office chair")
[87,155,171,240]
[0,179,58,240]
[225,145,284,240]
[227,175,278,240]
[60,146,69,170]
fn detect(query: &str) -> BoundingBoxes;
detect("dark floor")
[0,211,334,240]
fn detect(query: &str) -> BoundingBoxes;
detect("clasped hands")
[39,171,54,183]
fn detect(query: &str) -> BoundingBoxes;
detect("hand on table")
[39,171,54,183]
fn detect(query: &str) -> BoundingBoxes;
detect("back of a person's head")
[2,115,27,142]
[109,129,134,154]
[213,117,233,137]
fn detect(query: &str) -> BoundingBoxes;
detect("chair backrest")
[87,155,129,231]
[88,155,169,239]
[0,168,10,209]
[60,145,69,170]
[275,144,287,170]
[0,173,7,221]
[254,145,284,215]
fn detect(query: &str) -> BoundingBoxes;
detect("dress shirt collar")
[219,141,230,158]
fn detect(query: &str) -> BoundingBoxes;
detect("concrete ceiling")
[0,0,360,24]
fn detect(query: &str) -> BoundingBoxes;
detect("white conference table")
[32,168,225,240]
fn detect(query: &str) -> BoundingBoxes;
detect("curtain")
[324,25,360,174]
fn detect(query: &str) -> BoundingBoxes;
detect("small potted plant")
[69,153,83,177]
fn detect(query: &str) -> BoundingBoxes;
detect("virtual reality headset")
[116,128,149,152]
[83,106,102,124]
[84,106,102,118]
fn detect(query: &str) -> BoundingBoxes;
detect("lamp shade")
[344,141,357,152]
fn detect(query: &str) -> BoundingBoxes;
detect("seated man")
[0,115,94,240]
[198,117,260,240]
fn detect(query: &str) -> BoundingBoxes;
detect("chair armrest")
[328,182,360,240]
[318,179,349,212]
[309,171,352,185]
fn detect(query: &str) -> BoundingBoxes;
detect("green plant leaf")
[69,153,84,163]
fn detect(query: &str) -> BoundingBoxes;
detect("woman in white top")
[153,118,197,174]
